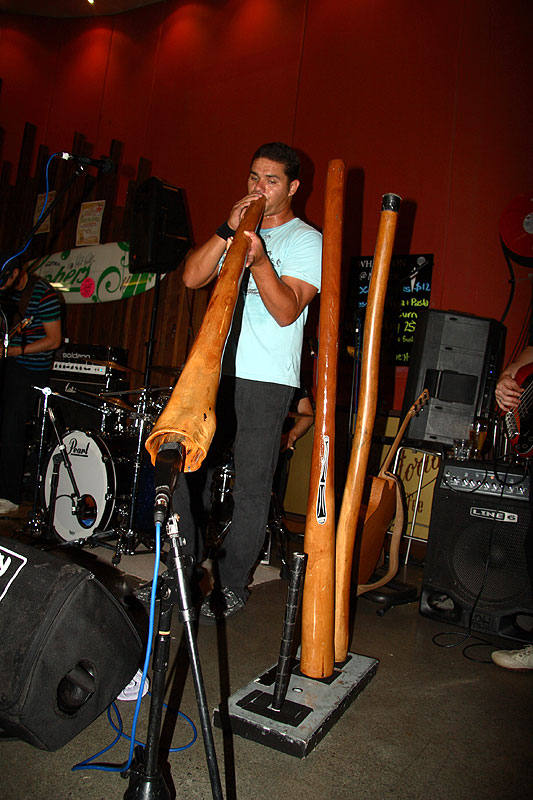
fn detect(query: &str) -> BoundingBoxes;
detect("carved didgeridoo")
[334,193,401,664]
[145,196,266,471]
[300,159,345,679]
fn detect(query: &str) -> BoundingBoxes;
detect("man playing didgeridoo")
[175,142,322,621]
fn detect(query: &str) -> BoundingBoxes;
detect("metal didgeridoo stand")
[125,504,223,798]
[213,552,379,758]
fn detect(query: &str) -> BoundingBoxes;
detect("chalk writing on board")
[345,254,433,365]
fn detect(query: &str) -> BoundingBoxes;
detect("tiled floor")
[1,501,532,800]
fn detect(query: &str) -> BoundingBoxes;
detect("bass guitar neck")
[503,362,533,458]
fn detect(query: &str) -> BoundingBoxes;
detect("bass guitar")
[355,388,429,593]
[503,362,533,458]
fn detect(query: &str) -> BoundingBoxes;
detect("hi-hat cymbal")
[151,365,183,376]
[90,359,142,374]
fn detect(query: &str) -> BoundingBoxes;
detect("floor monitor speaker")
[420,459,533,643]
[129,177,191,274]
[402,310,505,447]
[0,539,142,750]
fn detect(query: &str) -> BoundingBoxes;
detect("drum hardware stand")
[124,512,223,800]
[106,388,156,564]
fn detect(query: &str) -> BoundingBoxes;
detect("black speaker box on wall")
[420,459,533,643]
[129,177,191,274]
[0,539,142,750]
[402,310,505,446]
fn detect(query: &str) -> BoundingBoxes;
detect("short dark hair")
[250,142,300,183]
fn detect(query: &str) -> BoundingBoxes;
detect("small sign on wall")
[34,191,56,234]
[76,200,105,246]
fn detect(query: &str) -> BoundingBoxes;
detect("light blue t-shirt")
[222,216,322,387]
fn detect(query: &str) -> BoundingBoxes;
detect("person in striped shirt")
[0,261,62,514]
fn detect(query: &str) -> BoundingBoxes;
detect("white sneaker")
[0,498,20,514]
[116,669,150,701]
[491,644,533,671]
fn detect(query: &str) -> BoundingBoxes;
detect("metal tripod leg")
[124,514,223,800]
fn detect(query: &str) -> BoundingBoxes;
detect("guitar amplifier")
[55,343,128,366]
[420,458,533,642]
[48,344,129,431]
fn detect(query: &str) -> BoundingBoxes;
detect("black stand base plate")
[362,579,419,616]
[213,652,378,758]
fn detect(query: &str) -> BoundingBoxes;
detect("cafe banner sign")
[28,242,163,304]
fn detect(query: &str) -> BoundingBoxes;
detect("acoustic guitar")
[354,389,429,592]
[503,363,533,458]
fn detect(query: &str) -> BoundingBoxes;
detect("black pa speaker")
[420,459,533,642]
[402,309,505,446]
[0,539,142,750]
[129,177,191,274]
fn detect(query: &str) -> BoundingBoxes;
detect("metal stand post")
[124,514,223,800]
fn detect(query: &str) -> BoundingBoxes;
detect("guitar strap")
[11,272,40,350]
[356,474,405,596]
[17,273,39,322]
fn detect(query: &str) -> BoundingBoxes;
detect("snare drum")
[43,429,154,542]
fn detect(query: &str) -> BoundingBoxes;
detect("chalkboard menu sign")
[345,254,433,365]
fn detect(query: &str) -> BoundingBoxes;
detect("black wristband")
[216,221,236,240]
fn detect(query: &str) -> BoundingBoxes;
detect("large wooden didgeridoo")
[145,196,266,470]
[300,159,345,679]
[334,193,401,664]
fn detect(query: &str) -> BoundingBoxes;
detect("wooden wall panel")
[0,111,208,391]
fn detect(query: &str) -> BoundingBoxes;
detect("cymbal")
[76,388,133,411]
[287,412,315,419]
[90,359,142,374]
[150,365,183,376]
[103,396,134,411]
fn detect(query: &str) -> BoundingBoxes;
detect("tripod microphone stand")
[125,460,223,800]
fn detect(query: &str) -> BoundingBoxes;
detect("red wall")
[1,0,532,408]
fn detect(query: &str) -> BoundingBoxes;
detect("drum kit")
[28,361,179,564]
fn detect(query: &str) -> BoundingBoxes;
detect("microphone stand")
[125,448,223,800]
[45,406,87,524]
[1,159,89,284]
[25,386,53,537]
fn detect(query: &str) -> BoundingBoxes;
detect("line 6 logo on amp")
[470,507,518,523]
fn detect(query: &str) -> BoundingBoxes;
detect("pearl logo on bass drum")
[470,506,518,523]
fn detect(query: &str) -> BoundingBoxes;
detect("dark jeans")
[0,360,49,504]
[172,376,294,602]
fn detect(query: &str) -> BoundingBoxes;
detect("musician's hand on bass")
[495,373,523,411]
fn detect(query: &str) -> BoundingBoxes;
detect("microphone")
[153,442,184,525]
[60,152,115,174]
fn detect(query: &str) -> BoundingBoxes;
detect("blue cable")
[72,521,197,773]
[0,152,60,276]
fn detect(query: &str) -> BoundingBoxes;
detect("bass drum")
[43,429,154,543]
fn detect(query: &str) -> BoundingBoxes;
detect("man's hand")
[243,230,269,269]
[226,192,264,233]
